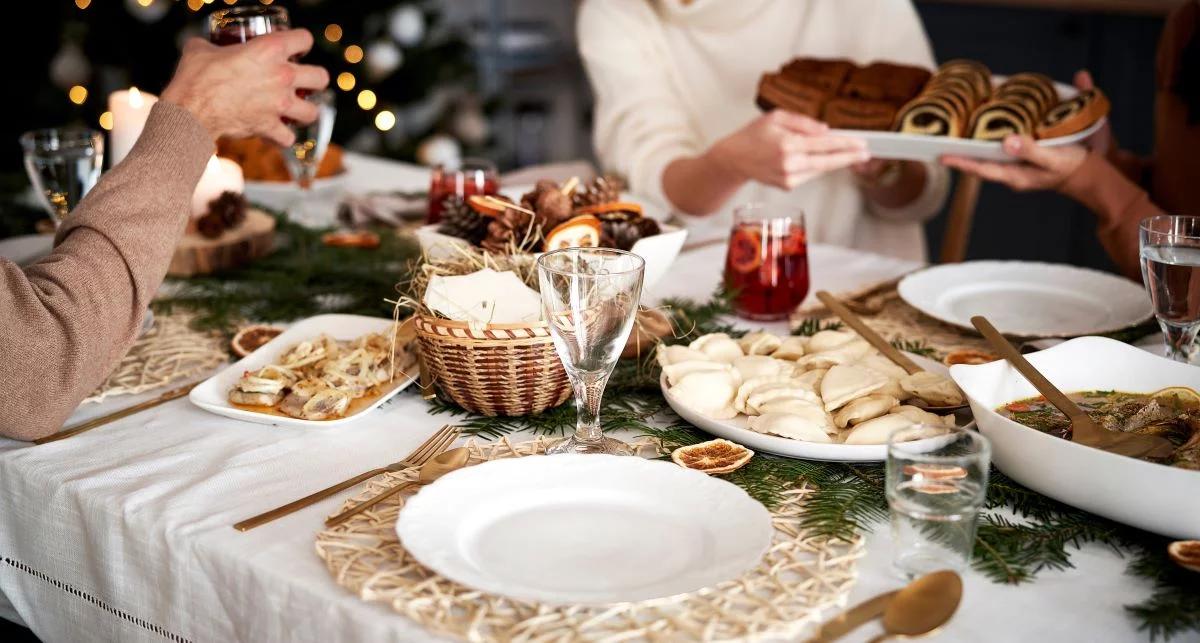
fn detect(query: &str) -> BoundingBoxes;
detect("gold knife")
[806,590,898,643]
[34,382,199,445]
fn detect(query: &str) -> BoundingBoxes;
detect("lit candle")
[107,87,158,167]
[191,156,245,217]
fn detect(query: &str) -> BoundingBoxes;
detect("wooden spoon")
[806,570,962,643]
[816,291,966,413]
[971,315,1177,460]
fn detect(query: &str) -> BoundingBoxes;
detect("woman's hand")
[709,110,869,190]
[941,135,1088,192]
[162,30,330,146]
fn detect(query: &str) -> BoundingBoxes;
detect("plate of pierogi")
[659,329,974,462]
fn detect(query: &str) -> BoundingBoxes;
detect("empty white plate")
[898,261,1152,338]
[396,454,773,605]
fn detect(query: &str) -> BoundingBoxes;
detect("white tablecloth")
[0,154,1184,643]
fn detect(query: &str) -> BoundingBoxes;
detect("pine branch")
[792,317,843,336]
[891,338,937,358]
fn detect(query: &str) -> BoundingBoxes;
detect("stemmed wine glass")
[537,248,645,455]
[1140,215,1200,362]
[20,128,104,227]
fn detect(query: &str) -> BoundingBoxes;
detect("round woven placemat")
[85,311,227,403]
[315,437,864,642]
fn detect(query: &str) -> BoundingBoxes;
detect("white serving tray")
[189,314,417,427]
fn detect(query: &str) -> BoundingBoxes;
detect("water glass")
[1140,215,1200,363]
[886,425,990,579]
[21,128,104,227]
[284,89,338,226]
[723,203,810,321]
[537,248,645,455]
[208,5,289,44]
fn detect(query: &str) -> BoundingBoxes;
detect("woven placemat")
[315,437,864,642]
[85,312,227,403]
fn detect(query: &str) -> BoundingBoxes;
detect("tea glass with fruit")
[427,158,499,224]
[724,204,809,321]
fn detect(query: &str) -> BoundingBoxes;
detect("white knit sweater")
[578,0,950,261]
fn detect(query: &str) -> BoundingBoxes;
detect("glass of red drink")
[427,158,500,224]
[208,6,290,45]
[724,203,810,320]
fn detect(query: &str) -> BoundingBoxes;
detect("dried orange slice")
[902,464,968,480]
[543,215,602,251]
[1168,540,1200,573]
[671,439,754,475]
[943,349,999,366]
[231,325,283,357]
[576,201,643,217]
[321,230,380,249]
[467,194,512,217]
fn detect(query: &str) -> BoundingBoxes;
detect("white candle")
[191,156,245,217]
[107,87,158,167]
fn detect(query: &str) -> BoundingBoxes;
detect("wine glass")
[1140,215,1200,362]
[20,128,104,228]
[282,89,338,226]
[724,203,809,320]
[537,248,645,455]
[208,5,289,44]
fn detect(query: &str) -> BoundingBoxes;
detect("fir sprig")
[891,338,938,358]
[792,317,844,336]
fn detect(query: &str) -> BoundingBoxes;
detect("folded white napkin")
[424,268,542,324]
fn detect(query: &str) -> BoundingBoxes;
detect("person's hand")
[941,135,1088,192]
[161,31,330,146]
[1073,69,1114,155]
[708,110,869,190]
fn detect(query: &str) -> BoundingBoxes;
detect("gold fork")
[233,425,460,531]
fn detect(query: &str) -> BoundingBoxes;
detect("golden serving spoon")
[324,447,470,527]
[807,570,962,643]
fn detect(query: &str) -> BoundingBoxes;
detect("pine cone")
[212,191,247,228]
[602,217,660,251]
[574,174,626,208]
[436,196,489,245]
[196,211,226,239]
[481,207,535,254]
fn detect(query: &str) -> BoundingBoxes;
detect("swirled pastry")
[895,94,963,137]
[968,99,1037,141]
[937,59,993,101]
[997,73,1058,115]
[1037,88,1110,139]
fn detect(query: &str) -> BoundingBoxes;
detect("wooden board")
[168,208,275,277]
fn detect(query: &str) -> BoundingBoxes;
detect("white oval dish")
[897,261,1152,338]
[950,336,1200,539]
[396,454,773,605]
[662,353,973,462]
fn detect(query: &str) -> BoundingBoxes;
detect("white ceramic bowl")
[415,223,687,291]
[950,336,1200,539]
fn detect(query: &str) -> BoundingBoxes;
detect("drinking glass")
[283,89,338,226]
[20,128,104,227]
[427,158,500,224]
[537,248,645,455]
[724,203,809,320]
[208,5,289,44]
[1140,215,1200,363]
[886,425,990,579]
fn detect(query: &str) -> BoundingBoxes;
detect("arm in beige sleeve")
[1059,152,1163,281]
[0,101,213,441]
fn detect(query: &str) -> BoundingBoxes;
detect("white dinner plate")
[396,454,773,605]
[662,353,972,462]
[898,261,1153,338]
[243,173,348,212]
[831,79,1103,162]
[189,313,417,427]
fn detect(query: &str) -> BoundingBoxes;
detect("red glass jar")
[724,204,810,320]
[426,158,499,224]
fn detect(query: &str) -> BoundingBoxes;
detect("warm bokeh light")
[344,45,364,64]
[75,0,91,9]
[336,72,356,91]
[357,90,377,110]
[99,112,113,131]
[374,110,396,131]
[324,24,343,43]
[68,85,88,105]
[138,0,154,7]
[260,0,274,5]
[187,0,204,11]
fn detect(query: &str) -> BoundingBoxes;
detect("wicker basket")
[414,314,572,416]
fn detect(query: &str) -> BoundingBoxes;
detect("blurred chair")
[938,174,982,264]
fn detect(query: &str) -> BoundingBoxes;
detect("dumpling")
[807,329,860,353]
[770,336,809,360]
[844,414,950,444]
[734,375,796,413]
[738,332,783,356]
[670,370,738,419]
[796,340,874,370]
[856,353,909,381]
[890,404,957,428]
[746,385,822,415]
[755,398,837,434]
[794,368,828,391]
[900,372,966,406]
[833,393,900,428]
[748,411,833,443]
[663,360,732,387]
[657,344,711,368]
[820,364,888,411]
[689,333,744,363]
[732,355,791,381]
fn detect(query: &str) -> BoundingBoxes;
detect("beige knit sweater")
[1,101,213,441]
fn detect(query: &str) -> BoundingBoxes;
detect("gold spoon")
[325,447,470,527]
[972,315,1177,460]
[807,570,962,643]
[816,290,967,413]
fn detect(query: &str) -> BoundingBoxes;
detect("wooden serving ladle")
[971,315,1177,460]
[815,291,967,413]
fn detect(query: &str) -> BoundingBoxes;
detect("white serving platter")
[243,173,348,212]
[951,336,1200,539]
[189,313,417,427]
[897,260,1153,338]
[662,353,973,462]
[396,454,773,605]
[831,79,1104,162]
